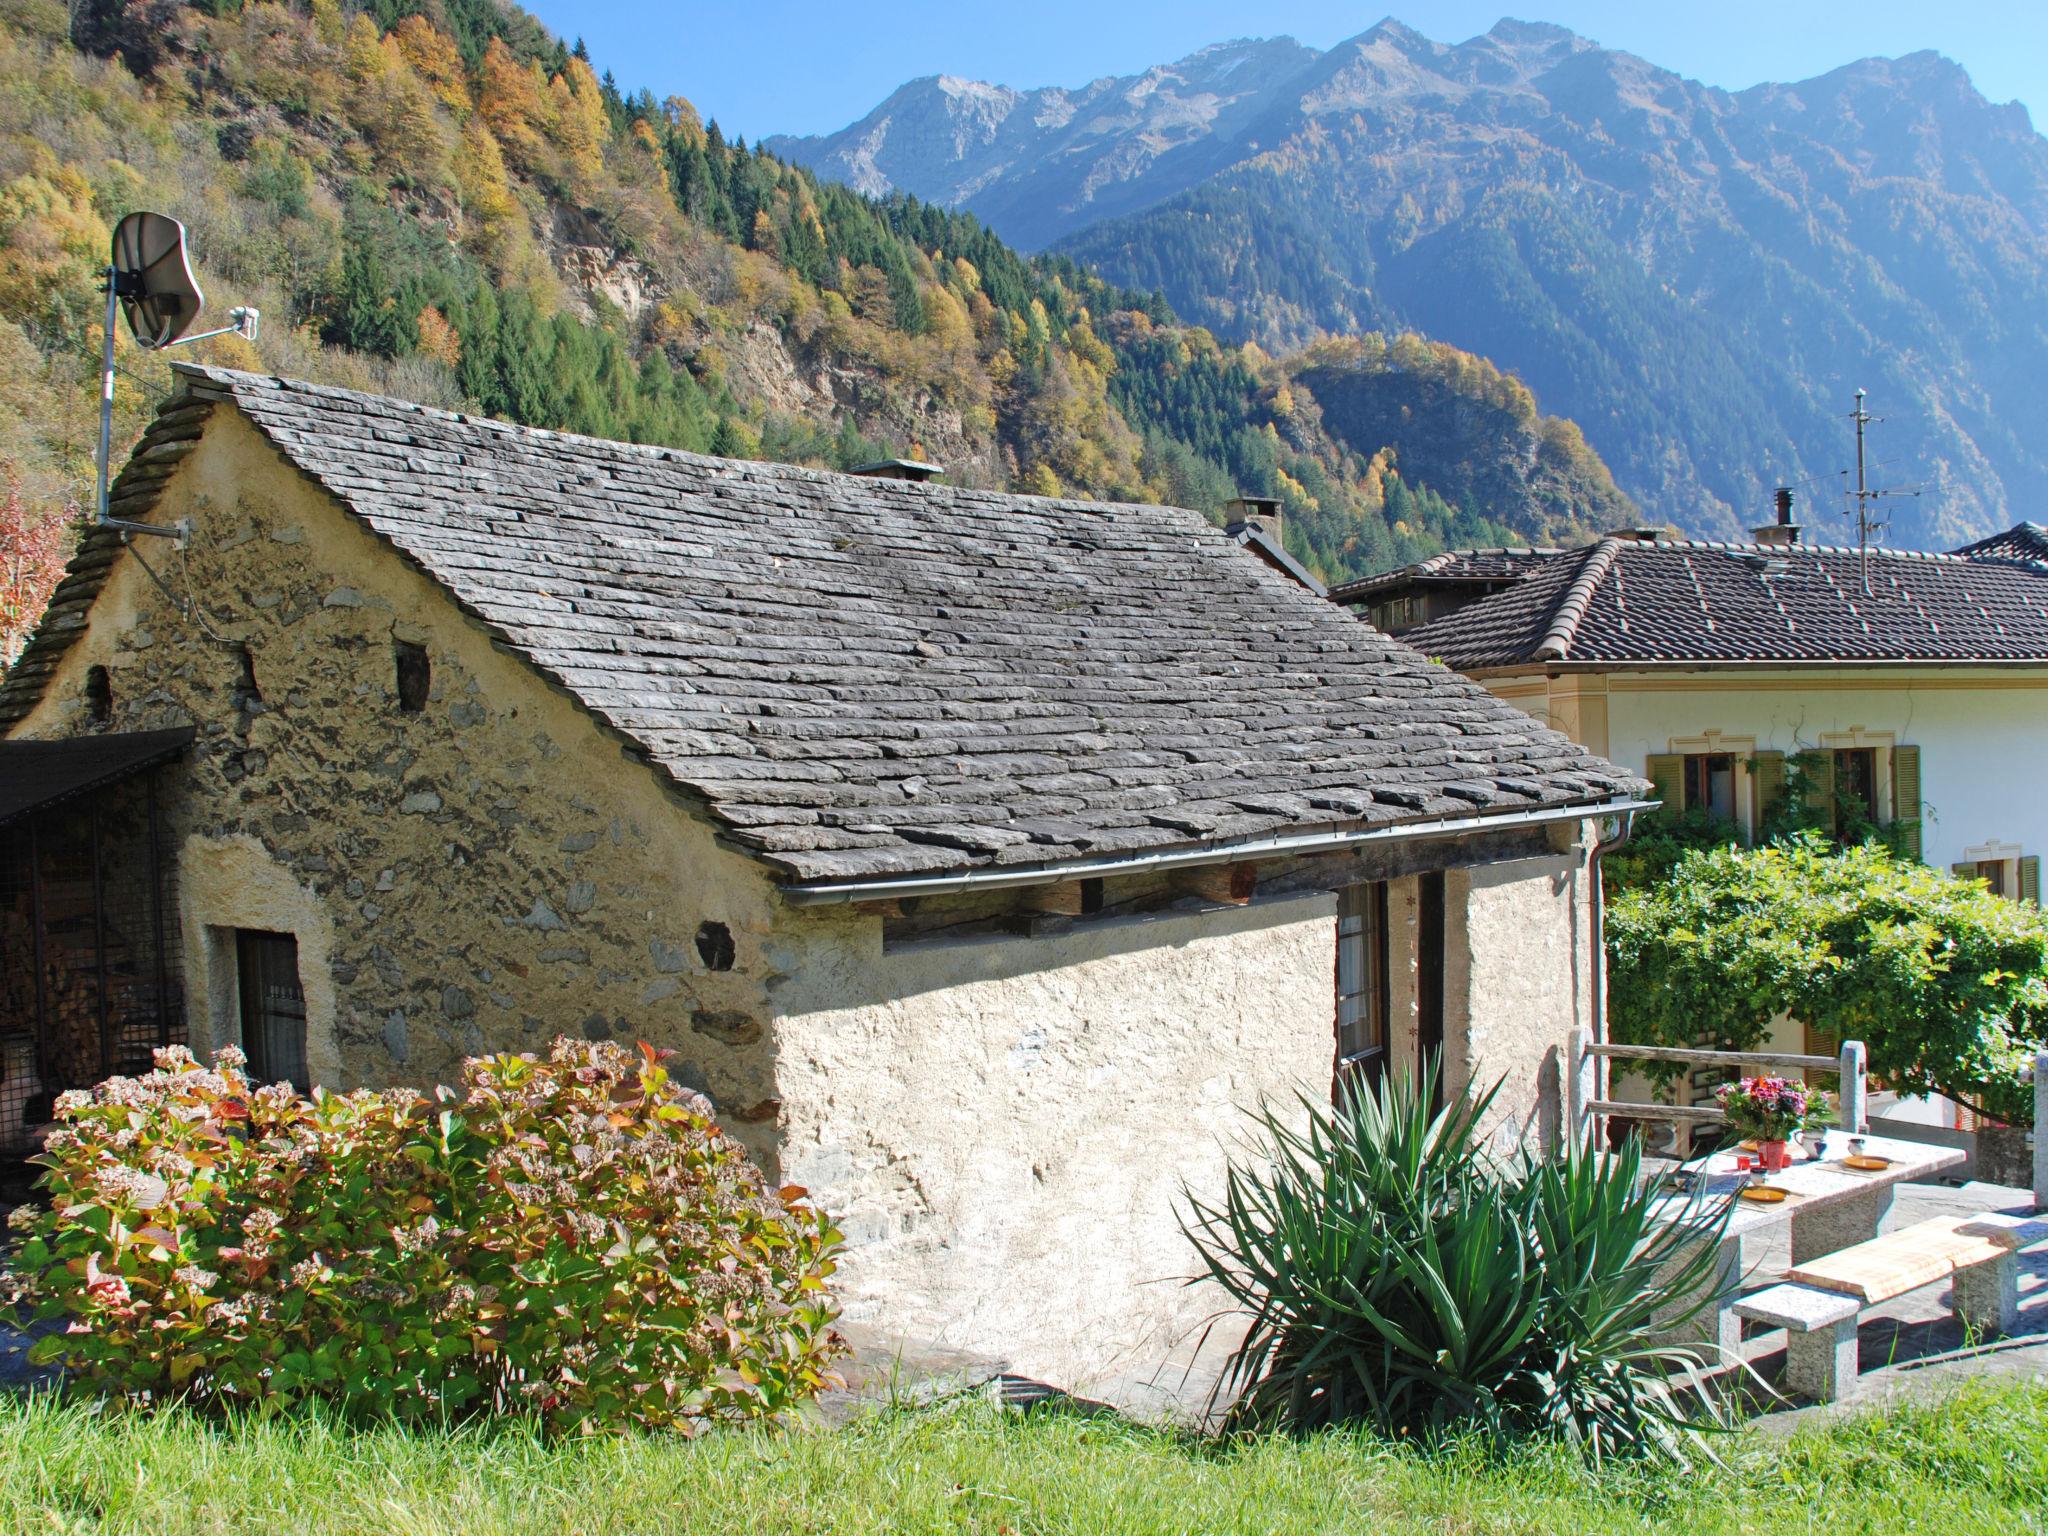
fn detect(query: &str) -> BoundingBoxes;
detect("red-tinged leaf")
[778,1185,809,1202]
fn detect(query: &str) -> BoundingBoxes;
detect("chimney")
[1225,494,1284,549]
[849,458,944,483]
[1752,486,1800,547]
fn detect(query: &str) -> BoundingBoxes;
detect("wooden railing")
[1566,1029,1867,1144]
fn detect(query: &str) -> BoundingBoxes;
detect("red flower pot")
[1758,1139,1792,1172]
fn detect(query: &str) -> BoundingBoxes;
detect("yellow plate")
[1739,1140,1760,1151]
[1843,1155,1892,1171]
[1740,1185,1791,1204]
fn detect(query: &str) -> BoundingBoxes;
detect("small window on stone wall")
[394,642,430,713]
[85,665,111,724]
[231,646,261,711]
[695,920,736,971]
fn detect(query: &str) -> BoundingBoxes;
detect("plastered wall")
[1451,851,1587,1152]
[766,894,1338,1386]
[1488,668,2048,873]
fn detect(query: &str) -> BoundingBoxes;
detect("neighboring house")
[0,367,1644,1383]
[1358,520,2048,889]
[1343,514,2048,1126]
[1328,547,1564,637]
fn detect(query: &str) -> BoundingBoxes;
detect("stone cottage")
[0,367,1646,1383]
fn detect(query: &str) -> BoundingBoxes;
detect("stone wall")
[9,412,783,1152]
[766,894,1337,1387]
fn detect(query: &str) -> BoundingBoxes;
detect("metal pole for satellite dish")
[95,265,117,525]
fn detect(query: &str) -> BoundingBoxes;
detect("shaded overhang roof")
[0,727,194,828]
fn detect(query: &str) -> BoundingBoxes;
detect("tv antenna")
[95,212,259,544]
[1841,388,1920,596]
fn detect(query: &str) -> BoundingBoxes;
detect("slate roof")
[1404,533,2048,668]
[1327,547,1566,604]
[2,367,1643,887]
[1224,519,1326,597]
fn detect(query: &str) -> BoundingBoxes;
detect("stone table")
[1645,1132,1967,1357]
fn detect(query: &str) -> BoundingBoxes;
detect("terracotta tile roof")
[1953,521,2048,570]
[1404,532,2048,668]
[1326,546,1567,603]
[2,368,1643,885]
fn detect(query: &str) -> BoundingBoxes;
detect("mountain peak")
[1485,18,1585,47]
[1359,16,1432,49]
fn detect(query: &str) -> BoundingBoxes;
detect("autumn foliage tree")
[1,483,75,664]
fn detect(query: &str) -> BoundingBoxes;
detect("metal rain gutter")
[778,796,1657,907]
[1464,658,2048,679]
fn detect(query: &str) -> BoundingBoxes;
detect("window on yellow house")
[1834,747,1880,827]
[1954,849,2040,907]
[1681,753,1737,823]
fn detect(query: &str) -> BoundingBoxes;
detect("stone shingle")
[2,367,1643,885]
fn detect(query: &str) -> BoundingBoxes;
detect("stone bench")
[1733,1212,2046,1401]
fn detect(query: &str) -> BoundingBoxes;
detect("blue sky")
[526,2,2046,143]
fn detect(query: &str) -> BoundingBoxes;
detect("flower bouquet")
[1715,1075,1831,1171]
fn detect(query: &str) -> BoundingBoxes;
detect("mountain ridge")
[0,0,1634,664]
[773,19,2048,547]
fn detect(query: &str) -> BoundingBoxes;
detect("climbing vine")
[1606,834,2048,1124]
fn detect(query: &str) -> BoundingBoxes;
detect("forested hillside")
[1287,334,1634,540]
[0,1,1635,660]
[781,19,2048,547]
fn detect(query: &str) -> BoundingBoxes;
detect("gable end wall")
[8,412,784,1153]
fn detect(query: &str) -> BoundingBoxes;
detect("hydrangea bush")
[3,1040,844,1432]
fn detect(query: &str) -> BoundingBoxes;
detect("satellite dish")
[94,211,257,540]
[111,211,204,350]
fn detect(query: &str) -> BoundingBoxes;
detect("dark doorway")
[1417,871,1446,1107]
[235,930,306,1087]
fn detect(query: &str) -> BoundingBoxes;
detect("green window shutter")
[1803,751,1838,830]
[1751,751,1786,839]
[1890,745,1923,860]
[1644,753,1683,815]
[1952,861,1977,882]
[2023,855,2041,907]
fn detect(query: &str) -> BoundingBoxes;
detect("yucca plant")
[1184,1060,1734,1461]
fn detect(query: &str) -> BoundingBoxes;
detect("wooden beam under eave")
[1181,862,1258,906]
[1025,881,1086,916]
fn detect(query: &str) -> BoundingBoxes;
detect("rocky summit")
[777,19,2048,547]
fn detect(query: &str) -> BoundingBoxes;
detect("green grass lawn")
[1,1381,2044,1534]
